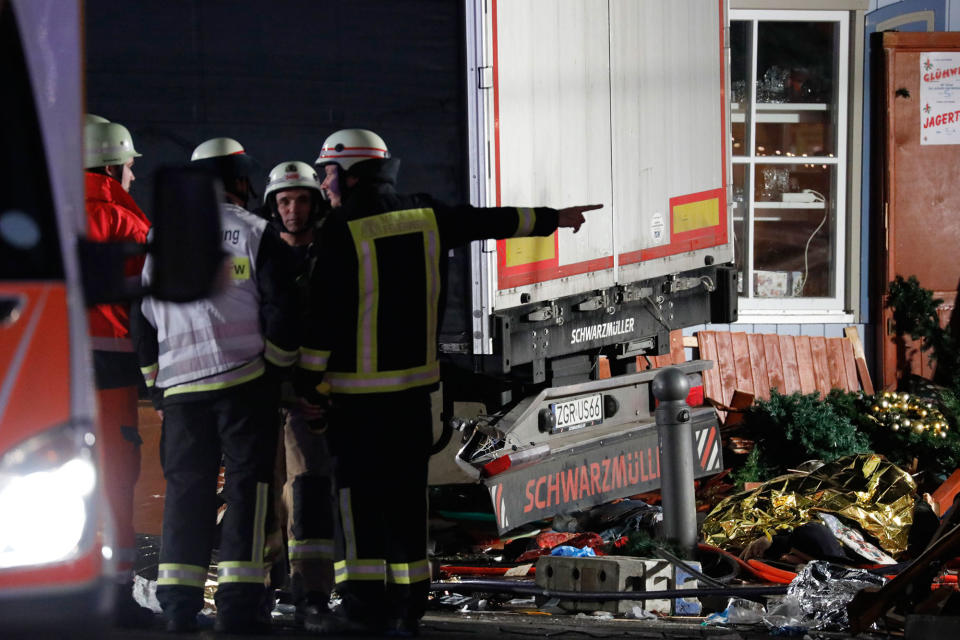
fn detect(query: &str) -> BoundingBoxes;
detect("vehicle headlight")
[0,423,98,570]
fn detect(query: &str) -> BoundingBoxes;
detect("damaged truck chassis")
[431,0,736,535]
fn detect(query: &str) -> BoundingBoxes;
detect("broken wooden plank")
[731,332,755,397]
[795,335,817,395]
[697,331,724,415]
[747,332,771,400]
[841,339,860,392]
[648,354,671,368]
[809,336,832,396]
[779,334,801,394]
[763,333,785,394]
[723,389,756,427]
[597,355,611,380]
[844,326,875,395]
[669,329,685,365]
[716,331,737,408]
[826,338,848,393]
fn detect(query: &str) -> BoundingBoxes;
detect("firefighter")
[132,137,300,634]
[298,128,600,635]
[83,118,155,628]
[262,161,335,625]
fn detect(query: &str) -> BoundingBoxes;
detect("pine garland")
[879,275,960,485]
[732,390,870,485]
[734,388,960,489]
[886,275,960,388]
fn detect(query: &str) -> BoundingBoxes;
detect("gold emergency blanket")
[701,454,916,556]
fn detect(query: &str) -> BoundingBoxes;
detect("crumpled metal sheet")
[701,454,916,555]
[786,561,887,630]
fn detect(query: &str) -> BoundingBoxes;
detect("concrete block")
[534,556,700,616]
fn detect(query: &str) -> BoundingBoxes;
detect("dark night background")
[85,0,469,218]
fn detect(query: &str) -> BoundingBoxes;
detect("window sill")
[735,311,855,325]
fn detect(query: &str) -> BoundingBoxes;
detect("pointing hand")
[557,204,603,233]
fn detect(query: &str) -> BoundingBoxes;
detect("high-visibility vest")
[142,203,269,394]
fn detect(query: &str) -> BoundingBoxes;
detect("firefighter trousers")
[96,386,142,581]
[156,377,278,623]
[282,408,335,604]
[326,390,433,624]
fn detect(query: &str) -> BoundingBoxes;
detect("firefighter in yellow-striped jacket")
[132,138,300,634]
[296,128,600,636]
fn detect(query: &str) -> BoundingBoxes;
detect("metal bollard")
[653,367,697,558]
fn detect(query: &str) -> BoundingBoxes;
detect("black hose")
[655,548,726,589]
[430,579,787,601]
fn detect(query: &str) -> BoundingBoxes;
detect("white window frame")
[731,9,852,323]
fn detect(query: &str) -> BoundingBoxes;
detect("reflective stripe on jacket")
[297,158,559,399]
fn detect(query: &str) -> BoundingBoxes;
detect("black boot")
[114,582,156,629]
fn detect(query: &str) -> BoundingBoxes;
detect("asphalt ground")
[104,611,860,640]
[102,603,883,640]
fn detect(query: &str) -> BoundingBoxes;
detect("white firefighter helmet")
[84,122,142,169]
[191,137,248,162]
[85,113,109,125]
[190,137,258,180]
[263,161,322,203]
[314,128,389,172]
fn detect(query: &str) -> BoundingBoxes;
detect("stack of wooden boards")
[695,327,874,407]
[624,328,874,419]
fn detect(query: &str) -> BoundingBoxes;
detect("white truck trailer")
[434,0,736,534]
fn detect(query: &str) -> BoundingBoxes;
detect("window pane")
[754,21,837,157]
[755,21,836,105]
[730,20,750,157]
[755,106,836,157]
[732,163,748,294]
[752,163,835,298]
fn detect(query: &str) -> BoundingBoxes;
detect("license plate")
[551,393,603,433]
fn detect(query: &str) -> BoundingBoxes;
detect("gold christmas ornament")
[866,391,950,437]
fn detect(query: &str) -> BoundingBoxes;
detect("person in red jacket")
[83,118,154,627]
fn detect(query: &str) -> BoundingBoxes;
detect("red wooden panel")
[649,354,672,368]
[730,332,755,396]
[763,333,785,394]
[779,335,801,394]
[716,330,737,408]
[747,333,771,400]
[697,332,724,410]
[841,339,859,392]
[809,337,832,396]
[795,335,817,395]
[635,355,650,371]
[825,338,848,392]
[669,329,685,365]
[857,358,875,395]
